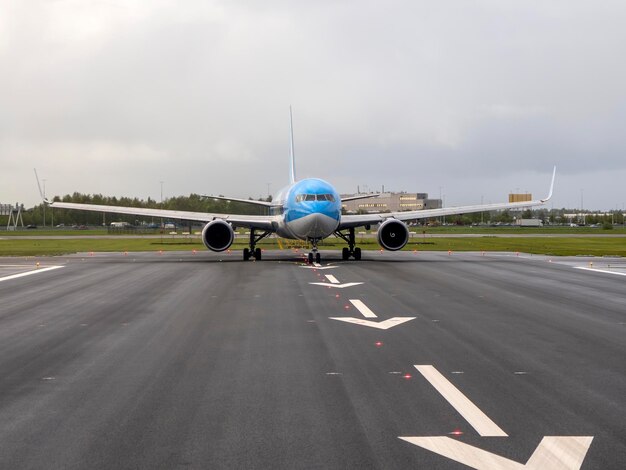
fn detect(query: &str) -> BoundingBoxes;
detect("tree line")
[0,193,623,228]
[2,193,269,227]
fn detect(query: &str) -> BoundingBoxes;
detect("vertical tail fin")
[289,106,296,184]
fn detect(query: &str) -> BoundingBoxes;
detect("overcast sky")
[2,0,625,211]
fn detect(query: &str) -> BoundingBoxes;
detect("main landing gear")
[334,227,362,261]
[243,229,271,261]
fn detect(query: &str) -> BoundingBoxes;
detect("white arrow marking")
[309,282,364,289]
[399,436,593,470]
[325,274,340,284]
[329,317,416,329]
[0,265,64,283]
[299,265,338,270]
[415,365,507,437]
[349,299,378,318]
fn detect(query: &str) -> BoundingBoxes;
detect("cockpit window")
[295,193,336,202]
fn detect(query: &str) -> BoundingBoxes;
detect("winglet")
[540,166,556,202]
[289,106,296,184]
[33,168,50,204]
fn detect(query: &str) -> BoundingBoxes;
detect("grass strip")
[1,237,624,257]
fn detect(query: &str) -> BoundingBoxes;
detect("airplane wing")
[48,201,278,231]
[200,195,280,207]
[338,167,556,230]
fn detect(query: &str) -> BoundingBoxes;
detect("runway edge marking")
[0,265,64,283]
[574,267,626,277]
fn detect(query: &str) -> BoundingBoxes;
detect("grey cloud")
[1,1,625,210]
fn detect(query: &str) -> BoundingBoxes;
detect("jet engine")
[201,220,235,252]
[377,219,409,251]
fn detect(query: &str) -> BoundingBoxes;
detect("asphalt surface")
[0,250,624,469]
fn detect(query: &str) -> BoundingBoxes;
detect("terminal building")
[340,192,442,214]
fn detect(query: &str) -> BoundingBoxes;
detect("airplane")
[41,111,556,264]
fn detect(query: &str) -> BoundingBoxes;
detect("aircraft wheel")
[308,252,314,264]
[315,252,321,264]
[342,247,350,260]
[354,247,362,260]
[243,248,250,261]
[255,248,262,260]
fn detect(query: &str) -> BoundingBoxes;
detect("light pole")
[481,195,484,225]
[580,189,584,225]
[443,195,446,225]
[160,181,164,229]
[42,179,46,228]
[439,186,443,224]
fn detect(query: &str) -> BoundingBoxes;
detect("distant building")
[509,193,532,203]
[340,192,442,214]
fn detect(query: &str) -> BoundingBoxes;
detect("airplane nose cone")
[307,212,339,238]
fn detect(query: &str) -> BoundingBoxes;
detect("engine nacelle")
[377,219,409,251]
[201,220,234,252]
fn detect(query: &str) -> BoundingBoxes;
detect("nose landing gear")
[307,239,322,264]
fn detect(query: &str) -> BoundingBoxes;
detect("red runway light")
[375,341,383,347]
[403,374,412,379]
[335,294,340,298]
[449,429,464,436]
[344,305,350,309]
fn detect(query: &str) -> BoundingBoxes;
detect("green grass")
[414,225,626,235]
[3,225,625,237]
[1,236,624,257]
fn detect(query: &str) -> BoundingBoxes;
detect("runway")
[0,250,624,469]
